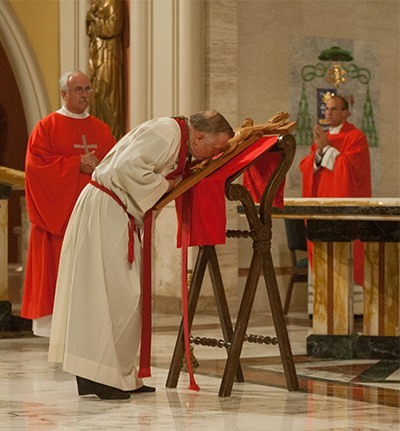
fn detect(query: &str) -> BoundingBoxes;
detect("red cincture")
[89,180,135,263]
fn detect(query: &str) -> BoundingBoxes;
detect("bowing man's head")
[188,111,234,161]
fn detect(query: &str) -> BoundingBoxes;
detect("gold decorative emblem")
[326,63,347,87]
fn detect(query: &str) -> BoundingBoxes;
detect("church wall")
[208,0,399,313]
[236,0,399,198]
[8,0,60,112]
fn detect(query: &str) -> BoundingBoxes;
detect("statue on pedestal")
[86,0,125,140]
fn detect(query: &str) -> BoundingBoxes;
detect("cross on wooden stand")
[155,118,299,397]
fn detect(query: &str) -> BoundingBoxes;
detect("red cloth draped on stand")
[242,151,285,207]
[177,135,282,247]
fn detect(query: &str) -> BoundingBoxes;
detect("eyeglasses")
[68,86,93,96]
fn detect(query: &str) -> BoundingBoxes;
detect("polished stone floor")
[0,311,399,430]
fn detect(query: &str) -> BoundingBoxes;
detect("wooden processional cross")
[154,113,296,211]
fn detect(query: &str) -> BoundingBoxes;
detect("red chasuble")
[299,121,371,285]
[21,112,115,319]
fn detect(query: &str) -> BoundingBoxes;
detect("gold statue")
[86,0,125,140]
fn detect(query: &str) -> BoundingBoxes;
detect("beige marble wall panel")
[364,242,400,336]
[204,0,238,125]
[333,242,354,334]
[313,242,353,334]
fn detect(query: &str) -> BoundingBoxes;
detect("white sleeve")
[93,118,182,222]
[320,146,340,171]
[314,145,340,172]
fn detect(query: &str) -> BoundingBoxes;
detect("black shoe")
[76,376,131,400]
[126,385,156,394]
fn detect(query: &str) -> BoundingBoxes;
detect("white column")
[129,0,204,125]
[177,0,204,114]
[129,0,151,126]
[59,0,89,75]
[130,0,205,311]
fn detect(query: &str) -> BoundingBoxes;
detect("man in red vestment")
[300,95,371,286]
[21,71,115,336]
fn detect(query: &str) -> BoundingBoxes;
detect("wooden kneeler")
[165,134,300,397]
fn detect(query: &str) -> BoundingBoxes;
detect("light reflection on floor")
[0,312,399,430]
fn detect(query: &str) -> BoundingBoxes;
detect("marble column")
[358,220,400,358]
[305,218,360,359]
[0,199,12,331]
[0,200,7,301]
[364,243,399,336]
[312,241,354,335]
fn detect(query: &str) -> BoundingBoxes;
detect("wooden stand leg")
[219,248,299,397]
[166,246,243,389]
[219,250,263,397]
[262,251,299,391]
[165,247,208,388]
[207,246,245,383]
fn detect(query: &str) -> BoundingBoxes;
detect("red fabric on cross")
[242,151,285,207]
[177,135,282,248]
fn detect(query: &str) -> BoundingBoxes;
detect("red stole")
[138,117,190,379]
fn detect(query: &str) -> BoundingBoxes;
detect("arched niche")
[0,2,50,133]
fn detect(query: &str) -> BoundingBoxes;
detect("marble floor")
[0,311,399,430]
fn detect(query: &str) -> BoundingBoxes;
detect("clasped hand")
[313,124,329,155]
[80,151,99,174]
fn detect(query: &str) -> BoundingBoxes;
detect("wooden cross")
[153,113,296,211]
